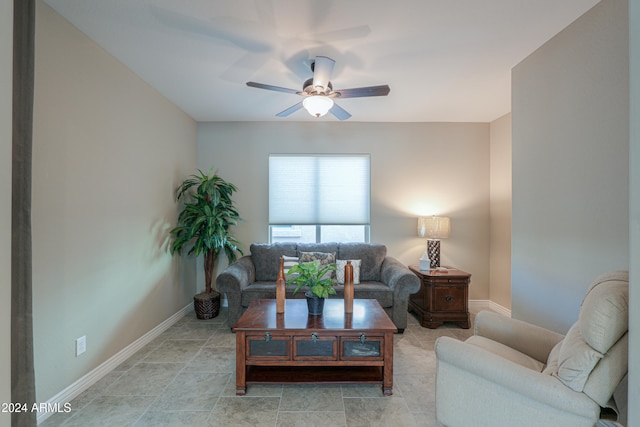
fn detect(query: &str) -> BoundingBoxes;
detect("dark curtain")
[12,0,36,426]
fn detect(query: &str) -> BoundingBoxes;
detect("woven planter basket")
[194,291,221,319]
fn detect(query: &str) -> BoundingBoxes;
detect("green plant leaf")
[286,261,337,298]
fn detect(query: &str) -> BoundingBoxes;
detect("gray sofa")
[216,242,420,332]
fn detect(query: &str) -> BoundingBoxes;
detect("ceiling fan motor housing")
[303,78,333,96]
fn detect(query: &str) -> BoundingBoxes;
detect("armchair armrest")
[435,336,599,419]
[380,257,421,294]
[474,310,565,364]
[216,256,255,294]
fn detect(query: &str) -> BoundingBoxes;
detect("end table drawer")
[431,277,469,286]
[432,286,466,312]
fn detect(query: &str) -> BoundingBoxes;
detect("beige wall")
[1,0,13,425]
[512,0,629,332]
[629,0,639,423]
[32,1,197,401]
[489,113,512,310]
[197,121,491,301]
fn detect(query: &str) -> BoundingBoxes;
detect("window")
[269,154,370,243]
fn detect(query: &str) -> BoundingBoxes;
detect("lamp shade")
[303,95,334,117]
[417,216,451,239]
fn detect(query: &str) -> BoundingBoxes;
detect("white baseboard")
[469,299,511,317]
[37,303,192,425]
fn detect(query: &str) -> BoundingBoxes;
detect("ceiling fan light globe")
[303,96,334,118]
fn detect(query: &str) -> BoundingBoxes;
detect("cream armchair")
[435,271,628,427]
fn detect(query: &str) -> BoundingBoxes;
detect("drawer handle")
[447,279,453,283]
[311,332,319,343]
[359,333,367,344]
[445,295,453,302]
[264,332,272,343]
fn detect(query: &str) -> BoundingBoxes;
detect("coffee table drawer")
[341,335,384,360]
[294,335,337,361]
[246,334,290,361]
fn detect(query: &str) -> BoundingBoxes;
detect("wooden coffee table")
[232,299,397,396]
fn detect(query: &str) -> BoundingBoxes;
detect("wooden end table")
[232,299,397,396]
[408,266,471,329]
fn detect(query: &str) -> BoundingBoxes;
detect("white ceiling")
[43,0,600,123]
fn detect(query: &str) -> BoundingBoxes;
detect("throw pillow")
[299,251,336,279]
[282,255,299,275]
[335,259,361,284]
[553,324,604,392]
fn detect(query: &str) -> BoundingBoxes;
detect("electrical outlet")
[76,336,86,357]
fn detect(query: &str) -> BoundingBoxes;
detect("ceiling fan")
[246,56,390,120]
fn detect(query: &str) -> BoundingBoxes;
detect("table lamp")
[417,216,450,268]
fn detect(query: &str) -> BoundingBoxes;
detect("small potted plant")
[286,261,337,315]
[169,168,242,319]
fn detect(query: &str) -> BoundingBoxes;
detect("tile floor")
[42,308,475,427]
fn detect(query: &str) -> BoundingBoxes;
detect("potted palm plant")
[170,168,242,319]
[286,261,337,315]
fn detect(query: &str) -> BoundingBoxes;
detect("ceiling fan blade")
[220,53,270,84]
[312,56,335,93]
[302,25,371,42]
[246,82,300,95]
[276,102,304,117]
[334,85,390,98]
[149,5,271,53]
[329,103,352,121]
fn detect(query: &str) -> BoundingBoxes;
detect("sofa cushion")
[582,332,629,407]
[349,282,393,307]
[241,281,307,307]
[336,259,361,284]
[241,281,393,308]
[553,324,603,392]
[251,243,298,281]
[542,340,562,375]
[338,243,386,281]
[296,242,339,256]
[579,271,629,354]
[466,336,545,372]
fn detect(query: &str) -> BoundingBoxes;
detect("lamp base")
[427,239,441,268]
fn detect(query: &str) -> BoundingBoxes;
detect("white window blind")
[269,154,370,225]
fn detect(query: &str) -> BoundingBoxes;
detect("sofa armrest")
[379,257,421,332]
[380,257,421,294]
[216,255,255,294]
[216,256,255,328]
[435,336,599,419]
[474,310,565,364]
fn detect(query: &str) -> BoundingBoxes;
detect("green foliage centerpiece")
[170,168,242,319]
[287,261,337,315]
